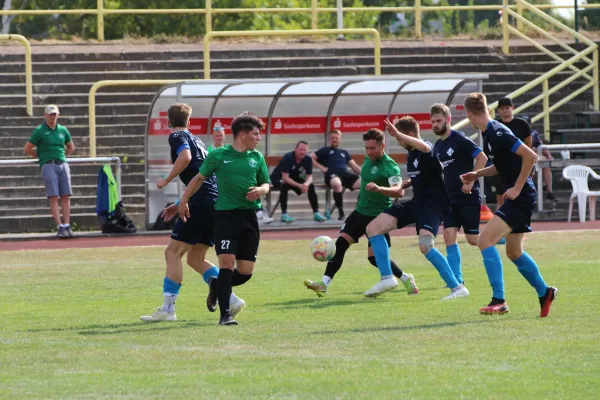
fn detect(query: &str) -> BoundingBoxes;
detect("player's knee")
[465,235,479,246]
[505,247,522,261]
[233,269,252,285]
[164,246,182,261]
[367,256,377,267]
[418,235,435,255]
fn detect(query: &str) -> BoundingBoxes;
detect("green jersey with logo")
[355,153,402,216]
[199,145,270,211]
[28,123,72,166]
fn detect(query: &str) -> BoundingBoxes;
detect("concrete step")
[0,163,145,175]
[0,92,156,106]
[0,103,149,117]
[0,212,145,234]
[0,53,568,74]
[0,193,145,209]
[0,136,144,152]
[0,183,142,198]
[0,124,145,137]
[0,172,145,187]
[0,114,148,126]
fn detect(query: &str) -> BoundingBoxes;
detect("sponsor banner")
[148,117,208,135]
[271,116,327,134]
[330,115,386,131]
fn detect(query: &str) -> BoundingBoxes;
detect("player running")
[140,103,242,322]
[460,93,557,317]
[364,117,470,300]
[431,103,488,285]
[304,128,419,297]
[178,112,270,326]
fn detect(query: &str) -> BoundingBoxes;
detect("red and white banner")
[148,117,208,135]
[330,114,386,131]
[271,116,327,134]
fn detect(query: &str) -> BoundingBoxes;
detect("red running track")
[1,220,599,251]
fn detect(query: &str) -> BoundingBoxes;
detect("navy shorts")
[495,199,534,234]
[325,170,359,190]
[171,201,215,247]
[340,210,390,246]
[383,200,445,236]
[443,204,481,235]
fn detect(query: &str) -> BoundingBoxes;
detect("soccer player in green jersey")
[178,112,270,326]
[304,128,419,297]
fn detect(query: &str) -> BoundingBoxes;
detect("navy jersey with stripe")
[406,141,449,208]
[435,130,483,205]
[168,130,218,203]
[270,151,313,183]
[483,120,537,203]
[314,146,352,174]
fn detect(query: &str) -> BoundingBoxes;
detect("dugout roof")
[145,74,488,226]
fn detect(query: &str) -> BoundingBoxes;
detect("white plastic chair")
[562,165,600,223]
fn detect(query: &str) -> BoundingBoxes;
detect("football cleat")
[364,277,398,298]
[304,279,328,297]
[539,286,558,318]
[140,308,176,322]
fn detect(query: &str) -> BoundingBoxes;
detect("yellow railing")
[0,34,33,117]
[453,0,599,141]
[1,2,599,41]
[88,80,184,157]
[203,28,381,80]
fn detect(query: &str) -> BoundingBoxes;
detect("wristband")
[175,199,180,205]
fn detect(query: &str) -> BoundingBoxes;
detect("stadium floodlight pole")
[336,0,345,40]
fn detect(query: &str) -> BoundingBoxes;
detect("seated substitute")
[270,140,327,223]
[311,129,361,220]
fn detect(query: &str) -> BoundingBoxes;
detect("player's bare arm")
[157,149,192,190]
[366,182,404,198]
[246,183,270,201]
[348,159,361,175]
[462,151,488,194]
[311,153,327,173]
[384,119,431,153]
[503,143,538,200]
[23,141,37,158]
[178,172,206,222]
[65,141,75,156]
[303,174,313,189]
[461,164,499,185]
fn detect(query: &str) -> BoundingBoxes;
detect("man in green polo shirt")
[24,104,75,238]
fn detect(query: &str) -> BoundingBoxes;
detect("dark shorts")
[495,199,534,234]
[487,174,505,196]
[443,203,481,235]
[271,176,306,195]
[171,201,215,247]
[325,170,359,190]
[340,210,391,247]
[41,161,72,197]
[383,199,445,236]
[213,209,260,262]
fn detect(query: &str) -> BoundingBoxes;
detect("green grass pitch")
[1,231,599,399]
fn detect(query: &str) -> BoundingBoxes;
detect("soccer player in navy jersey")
[461,93,557,317]
[432,103,488,285]
[141,103,243,322]
[364,117,470,300]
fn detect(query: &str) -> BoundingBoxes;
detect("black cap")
[498,97,514,107]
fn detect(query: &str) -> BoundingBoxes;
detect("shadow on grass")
[313,320,494,335]
[23,320,213,335]
[263,298,360,309]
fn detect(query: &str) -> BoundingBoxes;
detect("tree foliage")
[0,0,566,40]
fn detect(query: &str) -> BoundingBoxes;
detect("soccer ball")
[309,235,336,262]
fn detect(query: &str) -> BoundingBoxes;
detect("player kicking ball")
[461,93,557,317]
[304,129,419,297]
[364,117,470,300]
